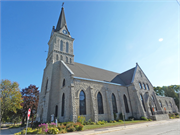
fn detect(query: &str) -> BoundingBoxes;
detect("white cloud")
[159,38,163,42]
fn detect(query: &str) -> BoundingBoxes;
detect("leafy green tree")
[0,79,23,122]
[154,85,180,109]
[153,86,164,96]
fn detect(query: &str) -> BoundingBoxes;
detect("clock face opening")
[63,30,67,34]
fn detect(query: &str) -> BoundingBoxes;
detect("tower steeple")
[55,5,70,35]
[47,4,74,66]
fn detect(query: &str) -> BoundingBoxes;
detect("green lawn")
[83,120,149,130]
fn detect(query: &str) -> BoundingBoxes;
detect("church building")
[36,6,179,123]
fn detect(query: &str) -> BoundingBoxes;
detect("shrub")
[176,115,179,118]
[169,113,175,119]
[74,123,80,130]
[140,117,148,121]
[32,121,41,128]
[114,113,117,120]
[109,120,113,123]
[118,120,123,122]
[77,116,86,125]
[49,122,56,127]
[62,121,73,126]
[66,123,74,128]
[78,124,84,131]
[38,123,48,133]
[90,122,96,125]
[128,116,134,121]
[119,113,123,120]
[47,127,59,134]
[113,120,116,123]
[148,119,152,121]
[60,129,67,133]
[67,126,76,132]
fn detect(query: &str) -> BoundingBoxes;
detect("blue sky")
[1,0,180,91]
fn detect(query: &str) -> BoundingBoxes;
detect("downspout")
[127,86,134,117]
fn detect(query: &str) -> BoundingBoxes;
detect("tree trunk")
[31,115,34,127]
[22,117,24,126]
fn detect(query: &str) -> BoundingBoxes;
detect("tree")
[21,85,39,126]
[0,79,23,122]
[154,85,180,109]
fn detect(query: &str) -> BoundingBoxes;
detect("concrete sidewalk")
[63,119,180,135]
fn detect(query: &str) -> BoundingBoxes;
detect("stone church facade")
[36,6,179,123]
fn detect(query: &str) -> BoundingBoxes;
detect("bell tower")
[47,5,74,66]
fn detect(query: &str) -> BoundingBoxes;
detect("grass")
[83,120,149,130]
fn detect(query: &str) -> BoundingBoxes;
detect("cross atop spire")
[55,3,68,32]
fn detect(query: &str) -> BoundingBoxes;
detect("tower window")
[45,79,48,94]
[61,93,65,116]
[55,105,58,118]
[70,58,72,64]
[66,42,69,53]
[61,55,63,60]
[60,40,63,51]
[56,55,59,61]
[62,79,65,87]
[66,57,68,63]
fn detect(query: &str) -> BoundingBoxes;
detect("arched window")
[140,94,146,112]
[97,92,104,114]
[143,83,146,90]
[55,105,58,118]
[62,79,65,87]
[60,40,63,51]
[169,102,172,108]
[56,55,59,61]
[61,93,65,116]
[123,95,130,113]
[61,55,63,60]
[151,95,155,102]
[159,100,162,107]
[146,84,149,90]
[66,57,68,63]
[139,82,142,89]
[165,101,168,107]
[70,58,72,64]
[66,42,69,53]
[112,94,118,113]
[45,79,48,94]
[79,91,86,115]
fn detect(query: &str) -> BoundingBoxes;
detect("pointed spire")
[55,4,67,32]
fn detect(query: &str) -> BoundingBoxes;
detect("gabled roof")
[55,7,68,32]
[118,67,136,85]
[66,62,136,86]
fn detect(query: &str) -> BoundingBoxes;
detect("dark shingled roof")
[66,62,135,86]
